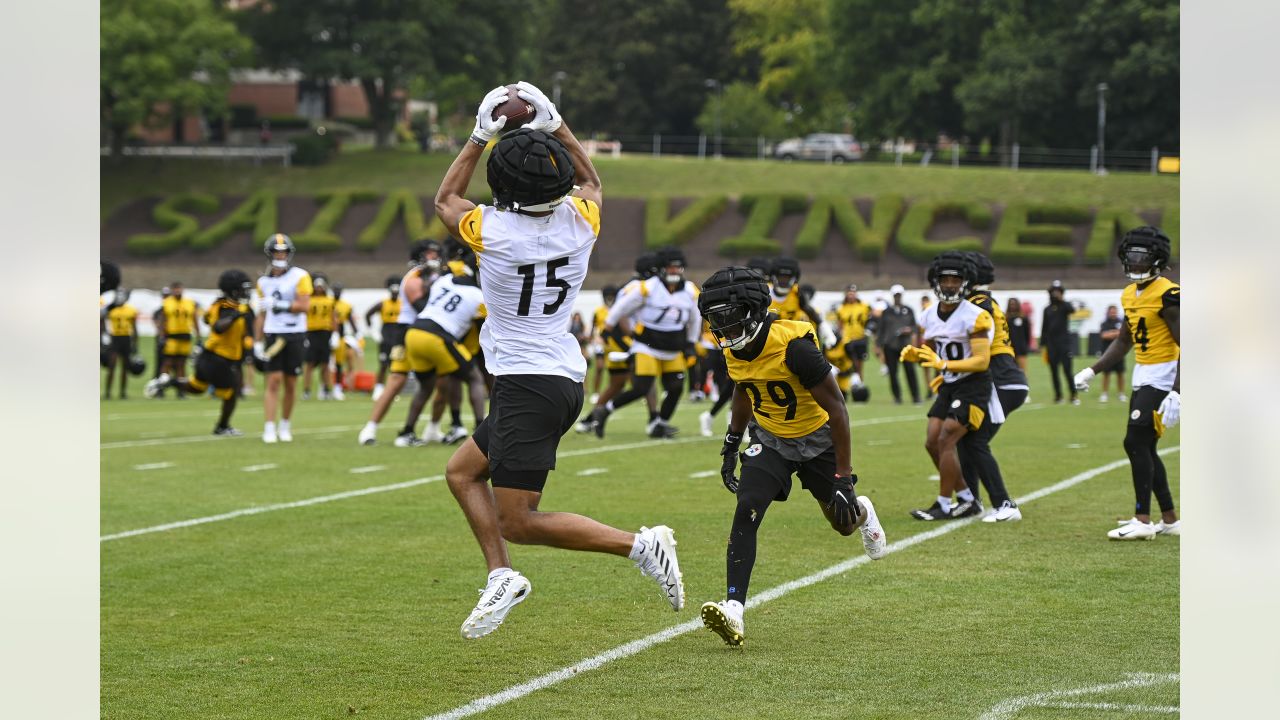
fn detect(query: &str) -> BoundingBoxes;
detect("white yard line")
[101,425,357,450]
[420,447,1178,720]
[241,464,278,473]
[131,462,174,471]
[349,465,386,474]
[688,470,718,478]
[575,468,608,476]
[979,672,1180,719]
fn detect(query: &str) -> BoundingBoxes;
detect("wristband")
[469,134,489,147]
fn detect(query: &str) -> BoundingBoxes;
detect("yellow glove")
[917,344,946,370]
[900,345,921,363]
[929,373,945,393]
[1041,347,1049,364]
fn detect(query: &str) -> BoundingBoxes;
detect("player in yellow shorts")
[102,288,139,399]
[156,281,201,398]
[147,270,253,435]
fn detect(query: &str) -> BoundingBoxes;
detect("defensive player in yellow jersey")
[330,281,359,400]
[365,275,404,399]
[696,267,886,646]
[588,283,618,400]
[157,281,202,398]
[302,273,338,400]
[147,270,254,435]
[1074,227,1180,540]
[831,283,872,387]
[902,252,1006,521]
[102,288,139,399]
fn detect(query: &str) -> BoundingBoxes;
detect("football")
[491,84,536,127]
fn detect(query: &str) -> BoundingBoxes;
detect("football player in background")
[147,270,255,436]
[697,267,885,646]
[156,281,201,398]
[1074,227,1180,540]
[357,241,441,445]
[102,288,138,399]
[365,275,404,400]
[900,252,1002,521]
[253,234,313,443]
[330,281,358,400]
[302,273,337,400]
[588,283,619,401]
[433,83,684,639]
[424,240,490,444]
[589,246,702,439]
[831,283,872,389]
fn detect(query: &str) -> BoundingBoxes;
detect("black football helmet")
[101,259,121,294]
[770,257,801,298]
[746,257,772,277]
[966,251,996,289]
[602,284,619,304]
[217,269,252,301]
[127,355,147,376]
[312,272,329,294]
[634,253,660,280]
[927,251,975,304]
[264,233,295,268]
[656,246,686,287]
[331,281,344,300]
[487,128,576,212]
[850,384,871,403]
[799,283,817,304]
[385,275,402,296]
[698,267,772,351]
[1117,226,1172,283]
[410,239,443,272]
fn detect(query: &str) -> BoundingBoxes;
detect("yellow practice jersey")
[162,296,198,335]
[203,300,250,361]
[768,285,808,322]
[593,305,610,334]
[334,299,352,332]
[307,294,336,331]
[967,292,1014,357]
[106,304,137,337]
[1122,276,1180,364]
[724,319,831,439]
[380,297,402,325]
[832,302,870,342]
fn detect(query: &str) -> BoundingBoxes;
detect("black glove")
[830,474,859,526]
[720,431,743,494]
[684,342,698,359]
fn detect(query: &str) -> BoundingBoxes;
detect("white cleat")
[442,426,470,445]
[358,425,377,446]
[1118,392,1128,402]
[699,411,713,438]
[277,427,293,442]
[701,601,745,647]
[394,432,425,447]
[422,425,445,444]
[461,570,532,639]
[1155,520,1181,536]
[982,500,1023,523]
[1108,517,1158,540]
[331,386,346,401]
[857,496,887,559]
[144,373,171,399]
[633,525,685,611]
[1098,392,1109,403]
[262,428,278,444]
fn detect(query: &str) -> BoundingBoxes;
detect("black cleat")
[593,407,611,439]
[910,502,953,521]
[950,498,984,518]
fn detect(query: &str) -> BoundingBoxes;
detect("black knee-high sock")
[1150,442,1175,513]
[1124,425,1157,515]
[659,372,683,420]
[709,379,735,416]
[216,396,237,430]
[727,490,772,605]
[609,375,655,411]
[957,441,981,503]
[964,430,1011,506]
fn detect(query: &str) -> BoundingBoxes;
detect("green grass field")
[101,150,1178,220]
[101,348,1179,719]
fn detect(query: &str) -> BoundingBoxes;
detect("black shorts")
[738,441,841,504]
[264,333,306,376]
[109,335,131,360]
[1103,359,1127,375]
[189,351,239,399]
[305,330,332,365]
[844,339,869,361]
[473,374,585,492]
[1128,385,1169,433]
[987,387,1028,440]
[928,376,993,431]
[380,324,407,363]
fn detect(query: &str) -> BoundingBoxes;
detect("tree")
[695,82,787,140]
[101,0,251,157]
[240,1,457,148]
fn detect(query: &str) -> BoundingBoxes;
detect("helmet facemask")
[1120,244,1162,283]
[772,271,796,298]
[705,302,764,351]
[933,270,968,304]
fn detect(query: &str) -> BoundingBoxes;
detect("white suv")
[774,133,863,162]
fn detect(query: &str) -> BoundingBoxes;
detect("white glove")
[253,340,267,362]
[1073,367,1095,391]
[471,85,511,145]
[515,81,563,133]
[1157,390,1180,428]
[329,333,339,350]
[270,298,292,314]
[818,322,838,350]
[879,364,888,376]
[607,351,630,363]
[101,332,111,346]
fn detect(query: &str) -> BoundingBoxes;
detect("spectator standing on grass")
[876,284,921,404]
[1040,280,1078,404]
[253,234,312,443]
[1096,305,1127,403]
[434,82,684,639]
[1006,297,1031,373]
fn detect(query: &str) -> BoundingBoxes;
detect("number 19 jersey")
[919,300,994,386]
[457,197,600,381]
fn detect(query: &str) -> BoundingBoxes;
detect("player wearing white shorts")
[434,82,685,639]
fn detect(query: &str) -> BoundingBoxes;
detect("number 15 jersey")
[458,197,600,381]
[919,300,994,386]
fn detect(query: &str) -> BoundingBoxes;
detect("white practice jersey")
[418,274,485,340]
[919,300,994,385]
[457,197,600,381]
[256,266,313,334]
[396,267,437,326]
[606,275,702,361]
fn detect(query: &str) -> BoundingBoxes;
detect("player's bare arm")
[434,142,484,237]
[1162,304,1180,391]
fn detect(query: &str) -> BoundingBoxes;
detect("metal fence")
[100,144,294,167]
[603,133,1177,174]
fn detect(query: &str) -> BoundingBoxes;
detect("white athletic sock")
[605,400,615,412]
[852,372,863,386]
[264,421,276,434]
[957,488,975,502]
[628,533,645,561]
[938,495,953,513]
[427,421,440,435]
[487,567,512,582]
